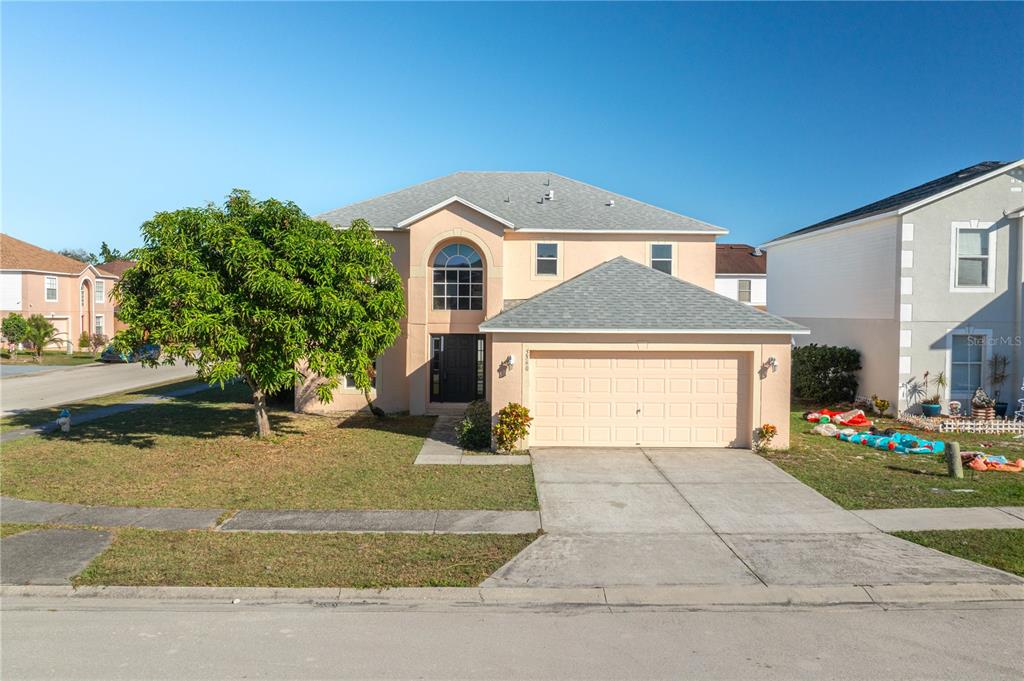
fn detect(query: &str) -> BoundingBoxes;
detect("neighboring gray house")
[762,160,1024,414]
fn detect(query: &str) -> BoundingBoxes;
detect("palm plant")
[22,315,64,363]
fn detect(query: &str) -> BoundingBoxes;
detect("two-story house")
[762,160,1024,414]
[714,244,767,309]
[0,234,121,349]
[298,172,806,448]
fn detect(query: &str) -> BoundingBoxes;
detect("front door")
[431,334,483,402]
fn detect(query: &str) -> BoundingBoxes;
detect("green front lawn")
[0,377,205,433]
[0,383,537,511]
[760,411,1024,509]
[0,351,98,366]
[894,529,1024,578]
[74,529,537,588]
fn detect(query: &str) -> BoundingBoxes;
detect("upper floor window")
[738,279,752,303]
[651,244,672,275]
[952,223,994,290]
[95,280,105,304]
[80,283,86,307]
[45,276,58,302]
[536,243,558,275]
[432,243,483,310]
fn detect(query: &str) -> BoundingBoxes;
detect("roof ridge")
[768,159,1020,243]
[544,172,726,233]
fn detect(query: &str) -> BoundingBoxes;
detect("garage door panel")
[531,351,750,448]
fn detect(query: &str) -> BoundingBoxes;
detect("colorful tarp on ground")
[805,409,873,428]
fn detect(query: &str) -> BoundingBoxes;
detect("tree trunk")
[363,389,386,419]
[252,389,272,438]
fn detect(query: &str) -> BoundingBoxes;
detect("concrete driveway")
[484,447,1023,589]
[0,360,196,416]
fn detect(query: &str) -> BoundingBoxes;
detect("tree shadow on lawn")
[336,413,436,438]
[38,400,304,449]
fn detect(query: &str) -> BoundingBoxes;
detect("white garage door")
[530,351,750,448]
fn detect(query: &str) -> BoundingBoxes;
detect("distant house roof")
[766,160,1021,245]
[96,259,135,277]
[479,256,805,334]
[716,244,766,275]
[0,234,91,275]
[318,172,727,234]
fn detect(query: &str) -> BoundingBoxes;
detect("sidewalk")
[413,413,531,465]
[0,496,541,534]
[853,506,1024,532]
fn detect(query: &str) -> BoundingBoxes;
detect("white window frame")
[95,280,105,304]
[649,243,673,275]
[45,276,58,302]
[949,221,995,293]
[737,279,752,303]
[80,283,86,307]
[94,314,105,336]
[945,327,991,400]
[535,242,559,276]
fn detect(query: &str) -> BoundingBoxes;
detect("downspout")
[1011,209,1024,408]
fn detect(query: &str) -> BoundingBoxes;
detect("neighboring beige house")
[95,259,135,332]
[299,172,806,448]
[762,160,1024,414]
[0,234,120,349]
[715,244,767,309]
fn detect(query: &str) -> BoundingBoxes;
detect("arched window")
[432,243,483,310]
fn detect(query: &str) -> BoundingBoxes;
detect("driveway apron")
[483,447,1023,589]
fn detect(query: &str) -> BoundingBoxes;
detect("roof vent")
[505,193,511,203]
[606,199,615,207]
[545,190,555,201]
[753,247,763,256]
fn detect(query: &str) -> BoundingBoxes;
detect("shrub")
[2,313,28,347]
[456,399,492,450]
[753,423,778,452]
[791,344,861,405]
[78,331,91,352]
[492,402,532,453]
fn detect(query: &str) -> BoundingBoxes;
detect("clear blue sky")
[3,2,1022,253]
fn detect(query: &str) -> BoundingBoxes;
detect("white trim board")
[395,196,515,230]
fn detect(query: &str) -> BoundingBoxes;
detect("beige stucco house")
[0,234,120,349]
[298,172,806,448]
[762,160,1024,415]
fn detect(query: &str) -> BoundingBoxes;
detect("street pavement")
[1,597,1021,680]
[0,360,195,415]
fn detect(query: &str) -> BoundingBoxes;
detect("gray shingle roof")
[480,257,806,333]
[770,161,1015,242]
[318,172,726,233]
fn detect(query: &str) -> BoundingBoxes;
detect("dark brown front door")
[431,335,483,402]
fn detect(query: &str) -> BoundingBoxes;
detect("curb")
[3,583,1022,607]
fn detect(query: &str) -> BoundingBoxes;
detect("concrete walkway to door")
[483,447,1023,589]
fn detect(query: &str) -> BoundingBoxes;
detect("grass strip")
[893,528,1024,578]
[74,528,538,588]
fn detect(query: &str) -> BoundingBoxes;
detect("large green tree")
[113,190,405,437]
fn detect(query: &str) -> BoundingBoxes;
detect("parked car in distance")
[100,343,161,363]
